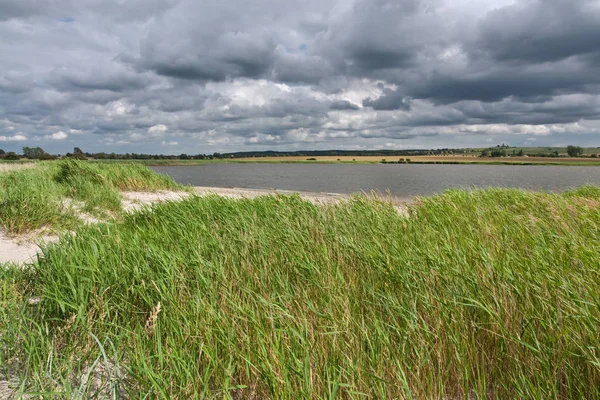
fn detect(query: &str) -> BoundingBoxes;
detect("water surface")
[152,164,600,197]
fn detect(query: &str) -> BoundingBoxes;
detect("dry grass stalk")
[144,302,161,335]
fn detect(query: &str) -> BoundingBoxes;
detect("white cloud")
[0,134,27,142]
[44,131,68,140]
[161,140,178,146]
[148,124,168,137]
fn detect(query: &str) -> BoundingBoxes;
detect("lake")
[152,164,600,197]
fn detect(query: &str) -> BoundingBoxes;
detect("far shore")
[139,155,600,166]
[3,155,600,166]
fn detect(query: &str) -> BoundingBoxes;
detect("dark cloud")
[473,0,600,64]
[49,65,153,93]
[138,32,276,81]
[330,100,360,111]
[0,0,57,20]
[409,64,600,104]
[363,88,412,111]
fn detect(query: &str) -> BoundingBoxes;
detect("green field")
[1,163,600,398]
[468,146,600,156]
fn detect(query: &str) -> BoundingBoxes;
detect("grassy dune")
[0,160,180,234]
[2,185,600,398]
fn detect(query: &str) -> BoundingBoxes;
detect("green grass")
[1,187,599,398]
[0,160,181,234]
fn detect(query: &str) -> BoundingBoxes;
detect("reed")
[1,186,599,398]
[0,160,180,234]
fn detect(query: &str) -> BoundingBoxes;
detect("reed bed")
[1,186,599,398]
[0,163,36,173]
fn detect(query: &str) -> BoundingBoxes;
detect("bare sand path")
[0,232,58,265]
[1,187,412,266]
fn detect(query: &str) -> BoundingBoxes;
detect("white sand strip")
[121,190,191,212]
[0,232,58,265]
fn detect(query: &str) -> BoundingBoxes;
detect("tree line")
[0,147,470,160]
[0,145,594,160]
[480,145,592,158]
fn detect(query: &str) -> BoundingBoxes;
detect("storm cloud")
[1,0,599,154]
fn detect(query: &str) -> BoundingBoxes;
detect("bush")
[4,152,20,160]
[567,145,584,157]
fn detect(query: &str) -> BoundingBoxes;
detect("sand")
[1,187,411,266]
[0,231,58,265]
[193,186,346,203]
[121,190,191,212]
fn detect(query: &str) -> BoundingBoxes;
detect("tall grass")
[1,188,598,398]
[0,163,36,173]
[0,160,180,234]
[0,166,76,234]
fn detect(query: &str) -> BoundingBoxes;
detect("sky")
[1,0,599,154]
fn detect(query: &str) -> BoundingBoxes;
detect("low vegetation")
[0,160,180,234]
[3,145,600,164]
[1,183,600,398]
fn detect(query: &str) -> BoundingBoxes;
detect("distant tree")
[67,147,88,160]
[567,145,584,157]
[40,153,57,160]
[4,152,19,160]
[490,149,506,157]
[22,146,50,159]
[0,149,5,155]
[480,149,490,157]
[517,149,524,156]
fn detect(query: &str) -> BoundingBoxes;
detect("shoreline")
[191,185,414,205]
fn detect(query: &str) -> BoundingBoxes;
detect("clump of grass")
[564,185,600,199]
[1,188,595,398]
[54,160,124,214]
[0,167,76,234]
[86,161,180,191]
[0,160,181,233]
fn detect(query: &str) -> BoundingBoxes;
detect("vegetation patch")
[1,188,599,398]
[0,160,181,234]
